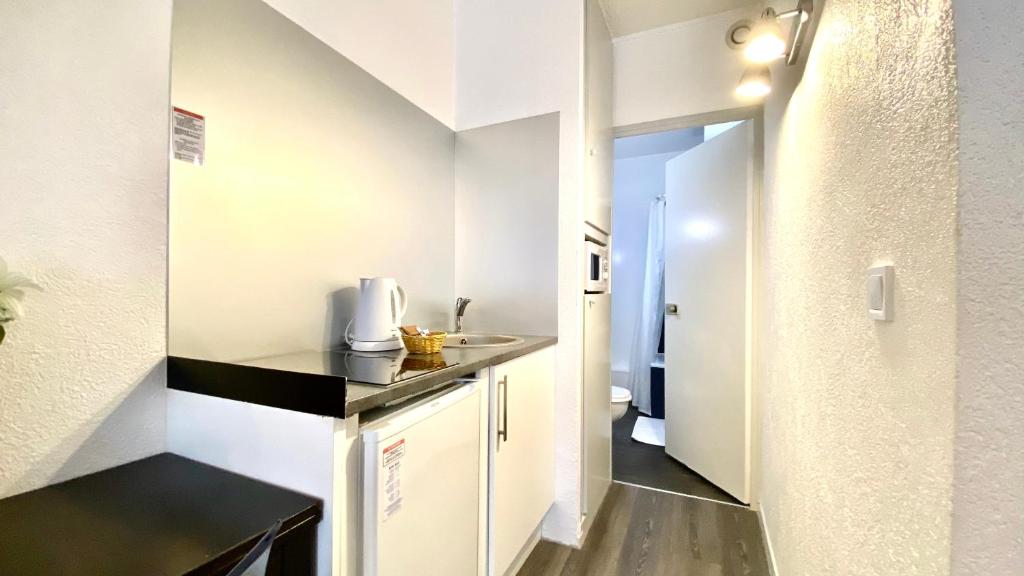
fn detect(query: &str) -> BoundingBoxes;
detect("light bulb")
[736,65,772,99]
[744,13,786,62]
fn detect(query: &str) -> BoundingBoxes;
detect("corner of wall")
[0,0,172,498]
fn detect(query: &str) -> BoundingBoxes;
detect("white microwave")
[584,240,610,293]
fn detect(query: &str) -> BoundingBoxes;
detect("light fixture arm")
[780,0,813,66]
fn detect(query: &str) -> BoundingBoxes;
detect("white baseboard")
[758,503,780,576]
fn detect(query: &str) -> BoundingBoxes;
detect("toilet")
[611,386,632,422]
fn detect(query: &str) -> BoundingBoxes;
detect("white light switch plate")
[868,265,894,321]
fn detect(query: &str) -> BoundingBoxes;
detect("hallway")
[519,483,769,575]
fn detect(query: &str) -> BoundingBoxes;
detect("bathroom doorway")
[610,115,759,506]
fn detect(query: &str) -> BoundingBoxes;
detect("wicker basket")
[401,353,447,371]
[401,331,447,354]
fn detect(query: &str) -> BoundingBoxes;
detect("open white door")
[663,122,753,504]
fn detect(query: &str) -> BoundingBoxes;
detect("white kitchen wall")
[951,0,1024,573]
[0,0,171,497]
[612,6,760,128]
[169,0,455,361]
[454,114,560,336]
[264,0,455,128]
[455,0,587,544]
[759,1,959,573]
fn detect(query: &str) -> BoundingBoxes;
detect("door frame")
[612,106,764,508]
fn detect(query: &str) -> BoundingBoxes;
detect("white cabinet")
[362,383,483,576]
[489,347,556,576]
[584,0,613,234]
[583,294,611,524]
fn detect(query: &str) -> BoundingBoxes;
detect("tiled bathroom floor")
[613,407,741,505]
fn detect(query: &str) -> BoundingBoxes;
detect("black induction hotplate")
[327,348,459,386]
[237,348,458,386]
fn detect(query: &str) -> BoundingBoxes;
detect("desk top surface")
[0,453,322,576]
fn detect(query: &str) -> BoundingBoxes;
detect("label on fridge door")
[171,107,205,166]
[382,438,405,521]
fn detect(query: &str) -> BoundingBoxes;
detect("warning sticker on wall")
[172,107,205,166]
[382,438,405,521]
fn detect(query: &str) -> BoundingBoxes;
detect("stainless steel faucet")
[454,297,472,333]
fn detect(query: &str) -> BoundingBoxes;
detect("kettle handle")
[344,318,354,345]
[392,285,408,323]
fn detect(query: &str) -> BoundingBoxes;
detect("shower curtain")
[625,196,665,415]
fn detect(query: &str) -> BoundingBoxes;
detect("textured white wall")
[950,0,1024,574]
[0,1,170,497]
[455,0,586,544]
[612,6,759,127]
[264,0,455,127]
[759,1,960,574]
[169,0,455,361]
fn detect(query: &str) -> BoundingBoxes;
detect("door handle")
[666,303,679,315]
[497,376,508,448]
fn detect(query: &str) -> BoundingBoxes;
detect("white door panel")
[663,121,752,504]
[363,385,482,576]
[584,0,613,233]
[491,348,555,575]
[583,294,612,520]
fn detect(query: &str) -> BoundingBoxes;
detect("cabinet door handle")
[497,375,509,446]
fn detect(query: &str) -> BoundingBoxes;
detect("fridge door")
[363,382,482,576]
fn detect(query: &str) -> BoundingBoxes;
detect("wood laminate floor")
[518,483,769,576]
[613,408,740,505]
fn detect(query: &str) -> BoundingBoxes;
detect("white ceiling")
[598,0,760,37]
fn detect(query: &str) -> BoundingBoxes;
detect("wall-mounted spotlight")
[745,10,787,63]
[736,64,772,98]
[727,0,814,98]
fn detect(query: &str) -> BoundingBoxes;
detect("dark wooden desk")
[0,453,322,575]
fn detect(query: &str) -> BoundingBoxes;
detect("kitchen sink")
[443,334,524,348]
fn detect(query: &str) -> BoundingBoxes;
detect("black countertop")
[344,335,556,416]
[0,453,322,576]
[168,336,556,418]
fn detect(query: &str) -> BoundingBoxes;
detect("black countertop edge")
[344,335,558,417]
[166,336,557,420]
[168,355,347,418]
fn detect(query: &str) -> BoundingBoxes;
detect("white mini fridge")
[362,381,483,576]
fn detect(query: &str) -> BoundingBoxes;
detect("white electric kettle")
[346,277,408,351]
